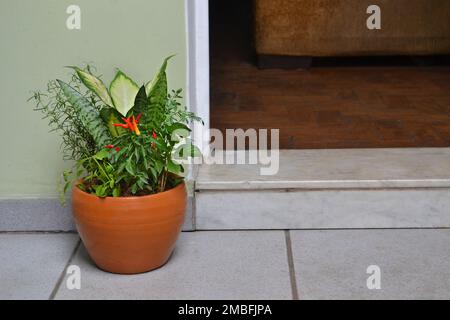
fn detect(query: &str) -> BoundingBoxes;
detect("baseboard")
[0,199,75,232]
[0,196,196,232]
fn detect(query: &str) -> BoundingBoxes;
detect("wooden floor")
[211,64,450,149]
[209,0,450,149]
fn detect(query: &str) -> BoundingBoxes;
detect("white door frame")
[186,0,210,154]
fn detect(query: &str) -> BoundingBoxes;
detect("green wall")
[0,0,187,197]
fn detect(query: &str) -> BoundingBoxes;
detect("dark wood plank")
[209,0,450,149]
[257,55,312,70]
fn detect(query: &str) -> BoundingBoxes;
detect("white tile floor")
[291,229,450,299]
[0,234,79,299]
[56,231,292,300]
[1,230,449,300]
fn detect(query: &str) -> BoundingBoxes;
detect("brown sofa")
[254,0,450,58]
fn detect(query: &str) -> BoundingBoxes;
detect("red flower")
[105,144,120,152]
[150,131,157,150]
[112,113,142,136]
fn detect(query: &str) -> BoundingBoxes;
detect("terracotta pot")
[72,182,186,274]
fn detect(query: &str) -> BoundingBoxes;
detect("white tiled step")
[195,148,450,230]
[197,148,450,190]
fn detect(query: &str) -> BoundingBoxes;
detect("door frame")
[186,0,210,154]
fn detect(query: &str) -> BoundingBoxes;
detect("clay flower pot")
[72,182,186,274]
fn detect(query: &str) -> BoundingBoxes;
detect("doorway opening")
[209,0,450,149]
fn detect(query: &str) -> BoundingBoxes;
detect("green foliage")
[145,55,174,95]
[57,80,112,149]
[100,107,125,137]
[141,55,174,129]
[132,85,147,116]
[30,57,202,200]
[165,89,203,125]
[68,66,114,107]
[29,69,100,161]
[109,70,140,117]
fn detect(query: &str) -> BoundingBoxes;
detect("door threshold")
[194,148,450,230]
[196,148,450,190]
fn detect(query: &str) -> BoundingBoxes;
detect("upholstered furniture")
[254,0,450,58]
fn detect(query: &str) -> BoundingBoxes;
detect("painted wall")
[0,0,187,197]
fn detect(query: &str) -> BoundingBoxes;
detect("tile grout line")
[0,231,77,234]
[284,230,299,300]
[48,238,81,300]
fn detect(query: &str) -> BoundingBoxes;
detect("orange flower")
[112,113,142,136]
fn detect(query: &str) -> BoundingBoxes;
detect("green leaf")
[145,55,175,95]
[125,160,135,176]
[173,142,202,160]
[141,145,149,169]
[63,181,71,194]
[95,184,107,197]
[93,148,110,160]
[117,162,126,174]
[131,85,148,117]
[169,122,191,142]
[63,170,72,182]
[168,122,191,134]
[112,186,121,197]
[109,70,139,117]
[116,174,125,183]
[190,145,202,157]
[143,55,174,127]
[100,107,125,137]
[167,159,183,175]
[69,66,114,107]
[77,182,86,191]
[173,145,185,160]
[149,166,157,179]
[154,160,164,174]
[57,80,111,148]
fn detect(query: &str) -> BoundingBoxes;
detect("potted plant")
[30,56,202,274]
